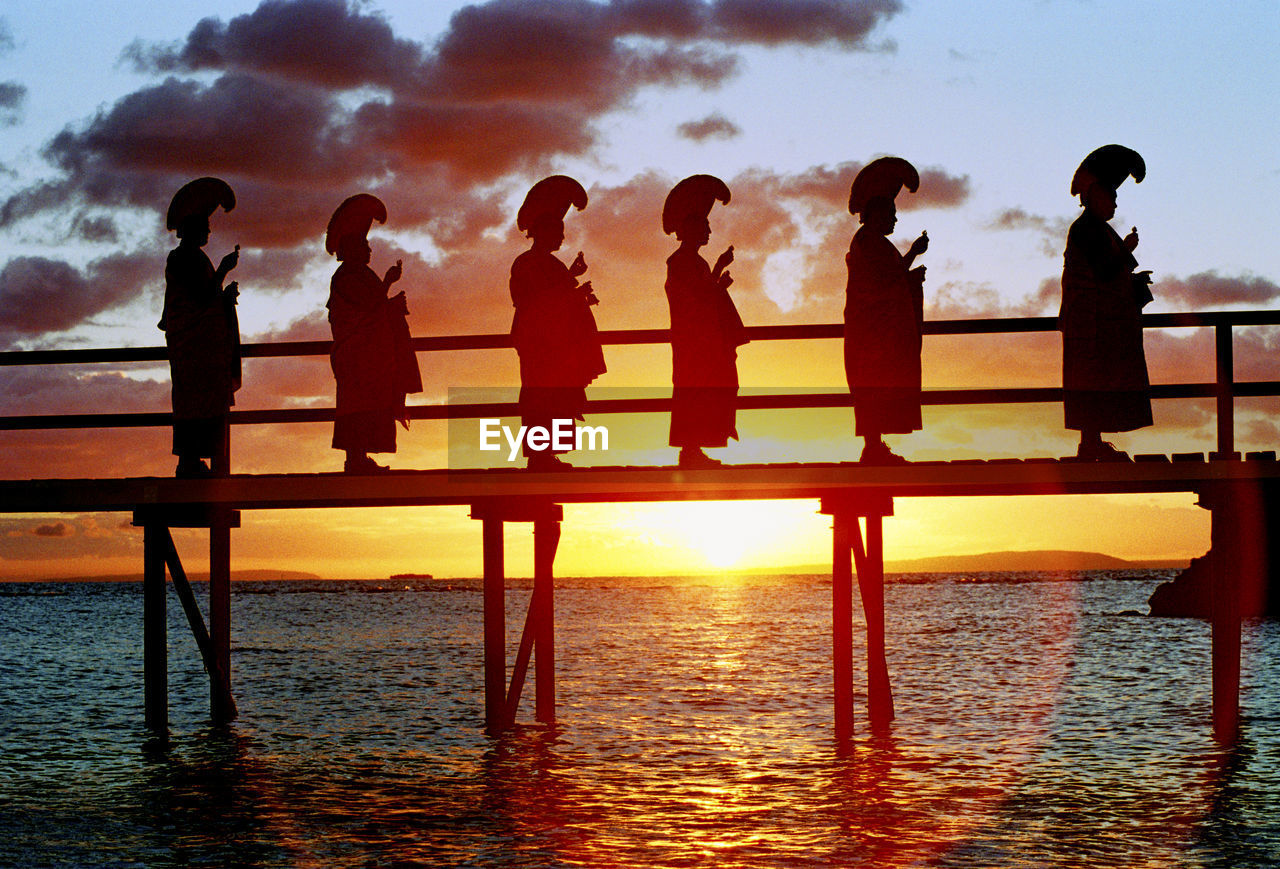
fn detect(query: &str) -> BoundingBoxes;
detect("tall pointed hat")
[516,175,588,233]
[662,174,731,235]
[1071,144,1145,196]
[166,177,235,231]
[325,193,387,255]
[847,157,919,215]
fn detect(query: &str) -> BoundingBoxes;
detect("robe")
[665,247,747,448]
[327,262,423,453]
[1059,210,1152,432]
[843,228,923,436]
[509,249,607,455]
[160,244,240,458]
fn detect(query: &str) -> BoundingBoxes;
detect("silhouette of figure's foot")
[1076,440,1130,462]
[175,458,215,478]
[527,454,572,472]
[678,448,723,469]
[344,455,390,474]
[860,441,908,465]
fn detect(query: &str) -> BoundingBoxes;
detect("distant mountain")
[740,550,1188,576]
[5,569,323,583]
[885,550,1187,573]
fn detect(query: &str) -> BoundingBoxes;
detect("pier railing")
[3,310,1280,461]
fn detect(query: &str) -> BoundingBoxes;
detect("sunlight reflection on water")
[1,574,1278,867]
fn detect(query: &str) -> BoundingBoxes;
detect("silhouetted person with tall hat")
[325,194,423,474]
[843,157,929,465]
[160,177,241,478]
[1060,144,1153,461]
[509,175,607,471]
[662,174,747,469]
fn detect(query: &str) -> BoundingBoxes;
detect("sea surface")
[2,571,1278,868]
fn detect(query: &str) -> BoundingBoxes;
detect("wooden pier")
[2,456,1276,742]
[2,312,1279,743]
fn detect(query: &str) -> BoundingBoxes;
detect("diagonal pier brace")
[471,499,563,735]
[821,493,895,737]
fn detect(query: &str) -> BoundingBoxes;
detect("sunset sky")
[1,0,1277,579]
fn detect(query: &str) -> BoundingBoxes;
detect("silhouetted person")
[509,175,607,471]
[1060,144,1153,461]
[160,177,241,478]
[325,194,423,473]
[662,174,747,468]
[844,157,929,465]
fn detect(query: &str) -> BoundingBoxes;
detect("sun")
[648,500,824,571]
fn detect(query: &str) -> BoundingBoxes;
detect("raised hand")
[217,244,240,278]
[1123,226,1139,252]
[713,245,734,275]
[384,258,403,287]
[570,251,588,278]
[908,231,929,260]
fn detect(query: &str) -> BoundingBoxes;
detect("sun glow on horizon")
[638,500,826,571]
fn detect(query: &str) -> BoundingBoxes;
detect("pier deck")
[3,453,1278,513]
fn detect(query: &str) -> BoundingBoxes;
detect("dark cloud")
[0,366,170,417]
[428,1,737,108]
[125,0,425,90]
[0,80,25,107]
[0,252,156,343]
[0,515,142,561]
[986,207,1072,257]
[0,0,913,344]
[987,207,1068,235]
[0,81,25,126]
[5,0,883,242]
[708,0,901,47]
[349,98,594,182]
[1029,269,1280,315]
[914,168,971,210]
[676,112,741,141]
[741,161,970,212]
[928,280,1047,319]
[0,73,380,243]
[236,247,314,291]
[102,0,898,187]
[44,73,362,184]
[1154,271,1280,310]
[1020,276,1057,315]
[71,214,120,243]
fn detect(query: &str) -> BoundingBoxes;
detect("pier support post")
[209,510,235,724]
[533,515,561,725]
[481,516,506,735]
[1201,480,1265,742]
[472,500,563,735]
[859,512,894,732]
[830,512,854,740]
[134,507,240,729]
[821,494,895,736]
[143,523,168,731]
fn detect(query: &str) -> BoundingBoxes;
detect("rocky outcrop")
[1149,551,1277,619]
[1149,555,1215,618]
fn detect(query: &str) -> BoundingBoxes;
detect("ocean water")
[1,572,1278,868]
